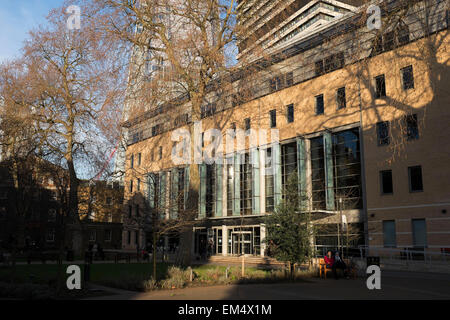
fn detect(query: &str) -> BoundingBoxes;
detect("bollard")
[189,267,193,282]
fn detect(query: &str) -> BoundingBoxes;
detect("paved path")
[86,270,450,300]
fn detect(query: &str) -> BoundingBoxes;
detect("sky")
[0,0,64,63]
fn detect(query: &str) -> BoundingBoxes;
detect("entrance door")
[231,231,252,255]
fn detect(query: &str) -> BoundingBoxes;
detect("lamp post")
[339,197,343,256]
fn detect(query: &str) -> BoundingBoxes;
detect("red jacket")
[324,256,335,266]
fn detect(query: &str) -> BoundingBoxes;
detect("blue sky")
[0,0,64,63]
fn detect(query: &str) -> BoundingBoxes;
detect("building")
[237,0,363,61]
[122,0,450,258]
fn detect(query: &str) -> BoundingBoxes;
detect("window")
[137,178,141,191]
[336,87,346,109]
[201,103,217,119]
[205,164,216,217]
[380,170,393,194]
[240,153,253,215]
[104,229,112,242]
[408,166,423,192]
[401,65,414,90]
[383,220,397,247]
[269,110,276,128]
[138,153,142,166]
[315,60,324,76]
[226,159,234,216]
[230,122,236,131]
[311,137,326,210]
[324,53,344,73]
[286,104,294,123]
[285,72,293,86]
[332,129,363,209]
[375,75,386,98]
[405,114,419,140]
[412,219,427,248]
[376,121,390,146]
[373,35,383,55]
[48,209,57,222]
[152,124,163,137]
[130,155,134,169]
[397,25,410,45]
[315,94,324,115]
[89,230,96,242]
[129,180,133,193]
[46,229,55,242]
[159,146,163,160]
[265,148,274,212]
[384,31,395,51]
[281,142,298,200]
[244,118,251,131]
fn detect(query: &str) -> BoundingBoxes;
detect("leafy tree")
[264,173,313,275]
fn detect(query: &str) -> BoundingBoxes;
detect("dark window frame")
[375,74,386,98]
[380,170,394,195]
[286,104,294,123]
[315,94,324,115]
[401,65,415,90]
[408,165,424,193]
[336,87,346,110]
[376,121,390,146]
[269,109,277,128]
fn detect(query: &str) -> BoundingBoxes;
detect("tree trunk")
[153,231,157,280]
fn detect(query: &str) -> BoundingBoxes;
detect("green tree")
[264,173,313,275]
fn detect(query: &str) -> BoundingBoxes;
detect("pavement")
[85,270,450,300]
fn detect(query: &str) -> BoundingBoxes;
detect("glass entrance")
[231,231,252,255]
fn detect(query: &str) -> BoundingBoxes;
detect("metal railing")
[357,245,450,264]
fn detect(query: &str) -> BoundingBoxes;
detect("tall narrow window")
[226,160,234,216]
[205,164,216,217]
[383,220,397,247]
[159,146,163,160]
[281,142,298,200]
[384,31,395,51]
[375,75,386,98]
[240,153,252,215]
[138,153,142,166]
[376,121,390,146]
[244,118,251,131]
[130,155,134,169]
[311,137,326,210]
[380,170,393,194]
[412,219,427,248]
[265,148,274,212]
[336,87,346,109]
[408,166,423,192]
[137,178,141,191]
[401,65,414,90]
[315,94,324,115]
[286,104,294,123]
[269,110,276,128]
[285,72,293,86]
[397,25,410,45]
[405,114,419,140]
[129,180,133,193]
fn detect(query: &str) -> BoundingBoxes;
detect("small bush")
[160,266,191,289]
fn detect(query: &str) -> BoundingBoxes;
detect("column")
[222,225,228,256]
[273,143,282,207]
[260,224,266,257]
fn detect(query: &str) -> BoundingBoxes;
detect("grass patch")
[0,263,315,295]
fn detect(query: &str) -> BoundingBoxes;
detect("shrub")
[160,266,191,289]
